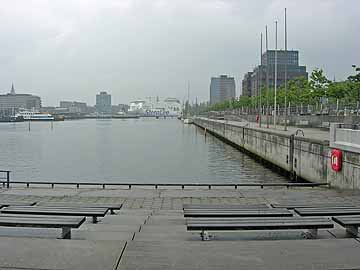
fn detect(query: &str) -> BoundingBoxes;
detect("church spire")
[10,83,15,95]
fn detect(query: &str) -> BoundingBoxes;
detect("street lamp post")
[274,20,278,129]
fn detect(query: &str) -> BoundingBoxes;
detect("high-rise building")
[0,84,41,113]
[242,50,307,97]
[210,75,236,105]
[96,91,112,114]
[241,72,253,97]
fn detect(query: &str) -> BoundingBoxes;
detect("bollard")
[6,171,10,189]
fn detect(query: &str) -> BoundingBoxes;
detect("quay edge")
[193,117,360,190]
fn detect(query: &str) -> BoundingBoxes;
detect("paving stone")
[120,239,360,270]
[0,237,125,270]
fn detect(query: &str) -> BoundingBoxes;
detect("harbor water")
[0,118,287,184]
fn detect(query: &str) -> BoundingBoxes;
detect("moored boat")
[15,110,54,121]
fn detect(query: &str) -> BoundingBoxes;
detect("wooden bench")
[37,202,122,214]
[1,206,108,223]
[0,214,85,239]
[0,201,37,208]
[183,204,269,210]
[332,216,360,236]
[187,217,333,240]
[183,209,292,218]
[271,203,355,209]
[294,207,360,217]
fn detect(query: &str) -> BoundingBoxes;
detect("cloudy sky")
[0,0,359,106]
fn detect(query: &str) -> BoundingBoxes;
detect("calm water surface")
[0,118,286,183]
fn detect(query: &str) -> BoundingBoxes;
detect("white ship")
[15,110,54,121]
[129,97,182,117]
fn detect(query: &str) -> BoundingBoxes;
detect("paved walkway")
[205,118,330,141]
[0,186,359,269]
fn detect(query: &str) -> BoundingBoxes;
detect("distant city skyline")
[0,0,359,106]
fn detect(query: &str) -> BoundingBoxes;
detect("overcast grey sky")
[0,0,359,106]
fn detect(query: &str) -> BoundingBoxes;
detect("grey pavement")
[212,118,330,141]
[0,186,359,269]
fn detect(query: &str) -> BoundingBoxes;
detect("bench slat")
[0,214,85,228]
[38,202,122,210]
[183,204,269,210]
[187,217,333,231]
[0,201,37,207]
[271,203,355,209]
[332,216,360,226]
[295,207,360,216]
[184,209,292,218]
[1,206,108,216]
[187,217,329,223]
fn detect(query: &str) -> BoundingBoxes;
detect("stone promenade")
[0,185,359,269]
[217,118,329,141]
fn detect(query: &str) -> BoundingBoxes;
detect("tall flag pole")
[259,32,263,127]
[274,20,278,129]
[266,25,269,128]
[284,8,288,131]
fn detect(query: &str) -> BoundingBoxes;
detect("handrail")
[0,180,329,190]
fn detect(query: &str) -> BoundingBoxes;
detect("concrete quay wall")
[194,118,360,190]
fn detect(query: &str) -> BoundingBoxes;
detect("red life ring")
[331,149,342,172]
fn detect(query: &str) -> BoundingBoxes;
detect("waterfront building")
[96,91,112,114]
[242,50,308,97]
[0,84,41,114]
[116,104,130,113]
[128,97,181,117]
[59,101,87,113]
[210,75,236,105]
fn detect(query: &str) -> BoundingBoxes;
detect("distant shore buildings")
[0,84,41,112]
[59,101,88,113]
[242,50,307,97]
[128,97,181,117]
[210,75,236,105]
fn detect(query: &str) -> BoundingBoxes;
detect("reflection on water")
[0,119,287,183]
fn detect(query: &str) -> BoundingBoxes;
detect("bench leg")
[110,209,115,215]
[345,226,358,237]
[92,216,98,223]
[62,228,71,239]
[200,230,211,241]
[305,229,318,239]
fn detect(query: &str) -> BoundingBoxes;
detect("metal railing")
[0,180,329,189]
[209,102,360,117]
